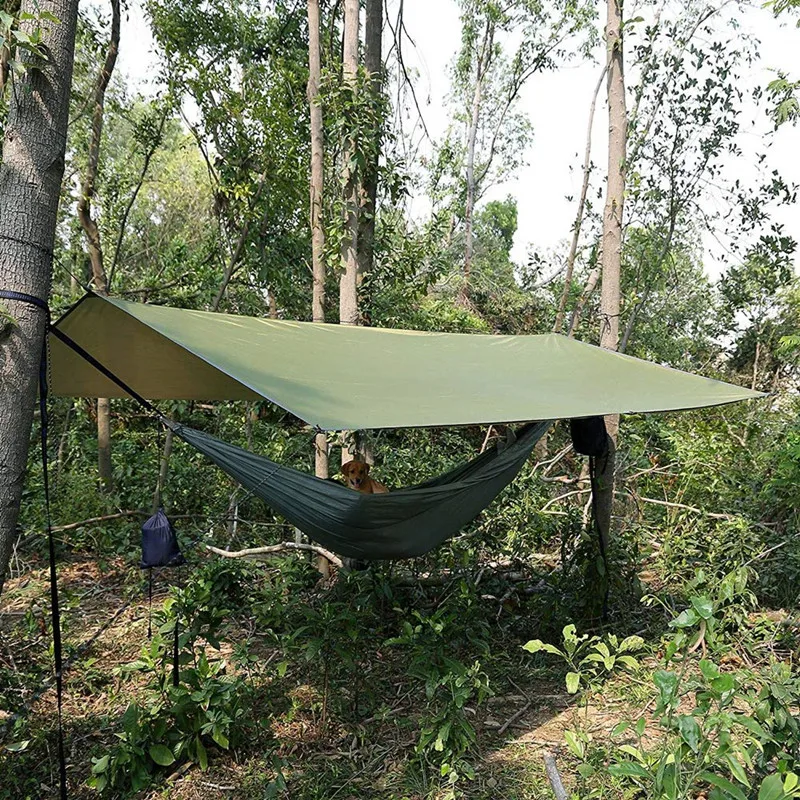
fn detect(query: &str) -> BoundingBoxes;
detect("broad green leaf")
[611,721,630,737]
[0,10,13,28]
[671,608,699,628]
[699,771,749,800]
[619,635,645,652]
[609,761,649,779]
[678,715,701,752]
[758,773,787,800]
[566,672,581,694]
[618,744,645,762]
[653,670,678,700]
[700,659,720,681]
[724,752,749,787]
[196,736,208,770]
[731,713,768,739]
[5,740,30,753]
[564,730,584,758]
[784,773,798,792]
[91,754,109,774]
[522,639,563,656]
[691,596,714,620]
[149,744,175,766]
[211,727,229,749]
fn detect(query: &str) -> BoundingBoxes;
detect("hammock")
[171,421,552,560]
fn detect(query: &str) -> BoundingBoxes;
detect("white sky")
[117,0,799,279]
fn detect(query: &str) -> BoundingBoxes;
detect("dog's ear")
[341,460,354,476]
[364,463,371,474]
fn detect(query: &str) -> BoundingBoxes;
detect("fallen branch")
[498,698,532,735]
[51,511,147,532]
[543,751,569,800]
[206,543,344,569]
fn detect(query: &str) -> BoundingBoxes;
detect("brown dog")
[341,460,389,494]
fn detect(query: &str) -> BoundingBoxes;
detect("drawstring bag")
[569,416,609,457]
[140,508,184,686]
[140,508,185,569]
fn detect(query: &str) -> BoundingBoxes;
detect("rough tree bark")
[0,0,80,595]
[308,0,329,483]
[356,0,382,281]
[594,0,627,567]
[599,0,626,440]
[76,0,120,491]
[338,0,360,327]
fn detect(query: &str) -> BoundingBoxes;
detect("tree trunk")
[0,0,80,596]
[356,0,383,281]
[308,0,326,326]
[338,0,360,327]
[308,0,329,487]
[77,0,120,492]
[599,0,627,441]
[593,0,627,571]
[553,66,606,334]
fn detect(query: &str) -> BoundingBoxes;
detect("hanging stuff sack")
[140,508,184,685]
[140,508,185,569]
[569,416,609,457]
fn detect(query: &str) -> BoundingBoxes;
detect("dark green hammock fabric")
[172,421,551,560]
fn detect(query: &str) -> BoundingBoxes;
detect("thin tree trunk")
[338,0,360,327]
[0,0,80,596]
[77,0,120,492]
[553,66,606,334]
[593,0,627,571]
[599,0,627,442]
[308,0,329,576]
[357,0,383,281]
[461,17,494,306]
[309,0,326,326]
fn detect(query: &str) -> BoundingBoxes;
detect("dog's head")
[341,460,370,490]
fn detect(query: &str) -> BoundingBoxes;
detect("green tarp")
[49,294,764,430]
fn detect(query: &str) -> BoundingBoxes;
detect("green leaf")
[691,596,714,620]
[618,744,645,762]
[724,753,749,787]
[149,744,175,766]
[731,713,768,739]
[91,754,109,773]
[566,672,581,694]
[700,659,720,681]
[784,773,798,793]
[619,635,645,652]
[609,761,649,779]
[671,608,699,628]
[211,727,229,749]
[611,721,630,737]
[678,715,701,752]
[0,10,13,28]
[5,740,30,753]
[758,773,787,800]
[522,639,563,656]
[699,772,749,800]
[564,730,584,758]
[653,670,678,701]
[196,736,208,770]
